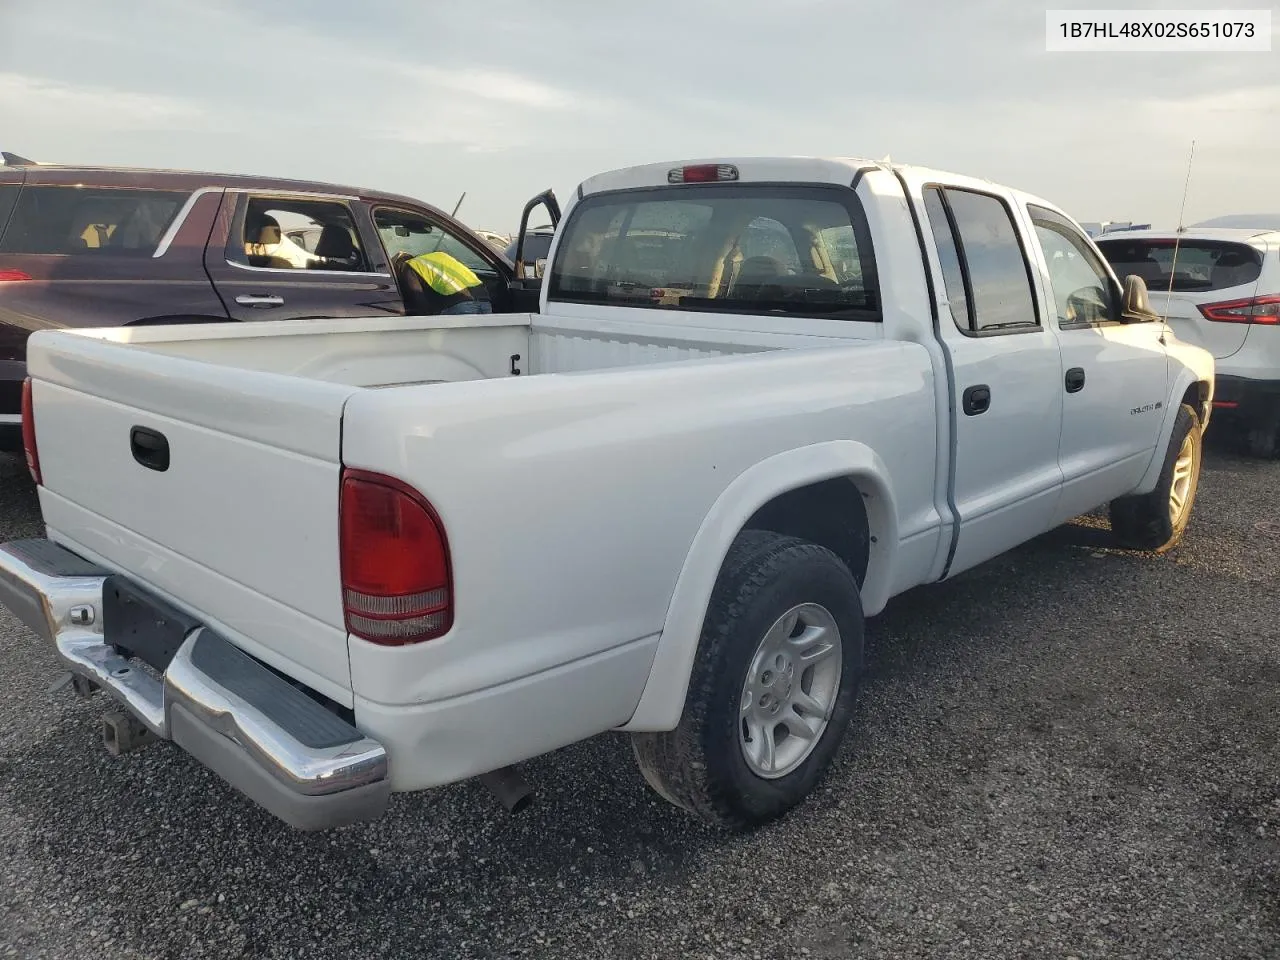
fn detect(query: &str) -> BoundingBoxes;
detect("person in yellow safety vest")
[401,251,494,315]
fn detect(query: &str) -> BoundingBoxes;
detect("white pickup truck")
[1,157,1214,833]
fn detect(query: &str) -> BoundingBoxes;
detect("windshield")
[547,185,880,321]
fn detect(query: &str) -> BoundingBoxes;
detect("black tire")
[630,529,864,830]
[1109,402,1202,553]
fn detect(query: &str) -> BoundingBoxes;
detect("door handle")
[235,294,284,307]
[1065,367,1086,393]
[130,426,170,472]
[962,384,991,416]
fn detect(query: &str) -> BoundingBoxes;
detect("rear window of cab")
[547,184,881,322]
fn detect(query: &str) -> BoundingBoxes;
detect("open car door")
[513,189,561,281]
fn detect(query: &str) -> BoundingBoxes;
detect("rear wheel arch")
[630,528,866,828]
[743,477,872,589]
[620,442,899,733]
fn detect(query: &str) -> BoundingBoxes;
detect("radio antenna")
[1175,140,1195,233]
[1164,140,1196,305]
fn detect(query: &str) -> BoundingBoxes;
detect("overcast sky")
[1,0,1275,232]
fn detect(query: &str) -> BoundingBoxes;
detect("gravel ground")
[1,438,1277,960]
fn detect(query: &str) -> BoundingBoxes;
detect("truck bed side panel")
[341,339,940,709]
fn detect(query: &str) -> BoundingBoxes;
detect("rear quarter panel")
[340,342,942,710]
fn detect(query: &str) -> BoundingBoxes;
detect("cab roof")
[575,154,1061,205]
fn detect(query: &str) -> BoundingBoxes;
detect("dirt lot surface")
[2,442,1277,960]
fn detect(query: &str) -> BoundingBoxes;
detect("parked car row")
[0,158,560,447]
[1,154,1217,837]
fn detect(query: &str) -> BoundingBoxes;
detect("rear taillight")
[0,270,32,282]
[1197,295,1280,325]
[668,163,739,184]
[20,377,40,485]
[339,468,451,644]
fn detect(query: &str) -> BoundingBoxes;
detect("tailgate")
[26,329,360,703]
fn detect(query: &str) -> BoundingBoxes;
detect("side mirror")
[1120,274,1161,323]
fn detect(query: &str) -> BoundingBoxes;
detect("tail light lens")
[0,270,33,282]
[20,377,40,485]
[339,468,451,644]
[668,164,739,184]
[1197,295,1280,325]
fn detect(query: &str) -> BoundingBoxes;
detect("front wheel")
[1109,402,1203,553]
[631,530,864,830]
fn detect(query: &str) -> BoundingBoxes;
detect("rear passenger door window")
[226,196,370,273]
[0,185,188,256]
[923,186,1039,333]
[206,192,402,322]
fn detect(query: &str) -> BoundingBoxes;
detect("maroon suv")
[0,159,558,448]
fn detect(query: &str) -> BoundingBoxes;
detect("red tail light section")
[339,469,452,644]
[20,377,40,485]
[1197,294,1280,325]
[0,270,32,282]
[667,164,740,184]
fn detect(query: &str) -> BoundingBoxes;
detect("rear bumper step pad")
[0,538,389,830]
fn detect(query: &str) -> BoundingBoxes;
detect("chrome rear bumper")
[0,538,390,830]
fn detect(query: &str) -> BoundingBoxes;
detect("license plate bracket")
[102,576,201,672]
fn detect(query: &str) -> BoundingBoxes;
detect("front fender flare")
[619,440,899,733]
[1132,365,1211,495]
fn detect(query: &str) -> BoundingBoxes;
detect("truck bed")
[26,312,897,706]
[82,312,797,389]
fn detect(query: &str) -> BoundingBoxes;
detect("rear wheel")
[631,530,864,830]
[1109,402,1202,552]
